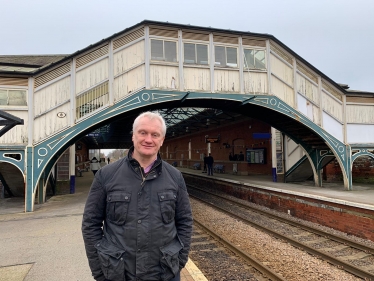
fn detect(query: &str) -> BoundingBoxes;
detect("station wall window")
[243,49,266,70]
[246,148,266,164]
[151,39,177,62]
[0,88,27,106]
[184,43,208,65]
[215,46,237,67]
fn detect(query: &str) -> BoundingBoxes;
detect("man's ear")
[160,137,165,147]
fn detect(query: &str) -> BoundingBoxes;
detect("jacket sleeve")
[81,171,107,281]
[174,172,193,269]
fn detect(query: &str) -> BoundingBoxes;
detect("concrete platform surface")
[0,170,206,281]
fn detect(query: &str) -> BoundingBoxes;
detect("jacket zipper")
[140,168,146,187]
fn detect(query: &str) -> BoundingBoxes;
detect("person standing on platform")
[229,152,233,161]
[206,153,214,176]
[107,157,110,164]
[202,153,208,173]
[82,111,193,281]
[89,157,101,175]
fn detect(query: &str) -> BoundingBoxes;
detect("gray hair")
[132,111,167,137]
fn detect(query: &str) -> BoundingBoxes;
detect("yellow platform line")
[182,258,208,281]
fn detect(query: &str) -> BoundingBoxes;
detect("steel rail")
[189,191,374,281]
[193,218,287,281]
[189,184,374,255]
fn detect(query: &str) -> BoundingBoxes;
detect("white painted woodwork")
[270,54,293,86]
[346,104,374,124]
[347,124,374,143]
[296,73,319,104]
[322,112,343,142]
[34,76,70,117]
[183,67,211,92]
[113,65,145,101]
[286,138,304,170]
[76,58,109,94]
[150,65,179,90]
[34,103,70,143]
[322,91,343,122]
[0,110,28,144]
[214,69,240,93]
[243,71,267,94]
[113,41,145,76]
[296,93,320,125]
[271,75,294,107]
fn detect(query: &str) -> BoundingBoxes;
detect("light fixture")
[206,119,210,126]
[172,132,175,136]
[186,127,189,132]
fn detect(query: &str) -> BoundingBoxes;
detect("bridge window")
[76,82,109,119]
[151,39,177,62]
[243,49,266,70]
[0,88,27,106]
[215,46,237,68]
[184,43,208,65]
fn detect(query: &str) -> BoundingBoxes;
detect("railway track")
[191,218,286,281]
[188,184,374,280]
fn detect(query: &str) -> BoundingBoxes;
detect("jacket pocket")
[160,236,183,281]
[106,192,131,225]
[95,238,126,281]
[158,191,177,224]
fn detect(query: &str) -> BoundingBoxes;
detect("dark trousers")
[106,271,180,281]
[169,271,181,281]
[207,164,213,175]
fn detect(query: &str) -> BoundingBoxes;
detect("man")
[206,153,214,176]
[82,111,193,281]
[202,153,207,173]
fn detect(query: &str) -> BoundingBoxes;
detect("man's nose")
[144,133,153,141]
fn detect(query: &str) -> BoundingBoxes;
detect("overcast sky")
[1,0,373,92]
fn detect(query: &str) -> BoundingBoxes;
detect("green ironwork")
[25,90,353,211]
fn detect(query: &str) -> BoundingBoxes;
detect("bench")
[193,163,201,170]
[76,167,84,177]
[214,164,225,173]
[84,163,90,171]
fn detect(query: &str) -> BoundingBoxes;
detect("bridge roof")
[0,19,355,94]
[0,55,68,73]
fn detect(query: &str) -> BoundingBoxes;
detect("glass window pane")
[0,90,8,105]
[196,44,208,65]
[164,41,177,62]
[184,43,196,64]
[226,47,237,67]
[215,46,226,67]
[151,39,164,60]
[244,49,255,68]
[254,50,266,69]
[8,90,27,105]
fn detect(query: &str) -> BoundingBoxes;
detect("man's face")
[132,116,165,159]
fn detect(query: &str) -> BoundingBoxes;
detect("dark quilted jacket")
[82,148,193,281]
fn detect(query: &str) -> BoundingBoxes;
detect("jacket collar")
[127,146,162,173]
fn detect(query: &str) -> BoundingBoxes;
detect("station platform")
[178,167,374,210]
[0,170,207,281]
[1,165,373,280]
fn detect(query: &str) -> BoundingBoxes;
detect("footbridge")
[0,20,373,211]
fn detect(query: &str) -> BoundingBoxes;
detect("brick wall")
[184,174,374,242]
[162,117,273,175]
[325,156,374,183]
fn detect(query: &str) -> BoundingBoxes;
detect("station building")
[0,20,373,211]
